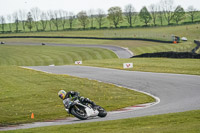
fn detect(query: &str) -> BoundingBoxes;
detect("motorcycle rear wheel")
[96,105,107,117]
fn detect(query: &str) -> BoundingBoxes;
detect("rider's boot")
[81,97,96,107]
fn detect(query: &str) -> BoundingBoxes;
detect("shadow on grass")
[132,52,200,59]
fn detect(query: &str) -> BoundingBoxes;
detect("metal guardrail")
[0,36,172,43]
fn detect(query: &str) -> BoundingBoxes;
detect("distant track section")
[0,36,172,43]
[6,42,133,58]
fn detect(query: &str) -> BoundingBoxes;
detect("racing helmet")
[58,90,66,100]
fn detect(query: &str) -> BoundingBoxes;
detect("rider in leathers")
[58,90,96,107]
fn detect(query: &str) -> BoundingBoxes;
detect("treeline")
[0,0,199,33]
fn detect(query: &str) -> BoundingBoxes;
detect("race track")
[1,65,200,131]
[0,42,200,131]
[6,42,133,58]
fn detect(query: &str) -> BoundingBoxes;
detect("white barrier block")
[123,63,133,69]
[75,61,82,65]
[49,64,55,66]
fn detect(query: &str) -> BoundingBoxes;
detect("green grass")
[1,110,200,133]
[0,45,117,66]
[82,58,200,75]
[1,23,200,40]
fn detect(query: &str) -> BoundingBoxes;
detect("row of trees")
[109,0,198,27]
[0,0,199,33]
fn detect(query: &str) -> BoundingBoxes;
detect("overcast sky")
[0,0,199,16]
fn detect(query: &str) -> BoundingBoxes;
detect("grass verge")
[82,58,200,75]
[1,110,200,133]
[0,45,117,66]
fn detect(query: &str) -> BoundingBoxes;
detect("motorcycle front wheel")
[71,105,88,120]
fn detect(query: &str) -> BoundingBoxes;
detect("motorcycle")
[63,98,107,120]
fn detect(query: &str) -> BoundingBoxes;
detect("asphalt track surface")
[1,43,200,131]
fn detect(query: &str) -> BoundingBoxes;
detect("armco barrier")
[0,36,172,43]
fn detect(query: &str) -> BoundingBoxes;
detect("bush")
[120,26,129,28]
[90,27,96,30]
[132,52,200,59]
[100,27,108,29]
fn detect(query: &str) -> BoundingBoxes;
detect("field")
[0,45,117,66]
[82,58,200,75]
[1,23,200,40]
[0,23,200,131]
